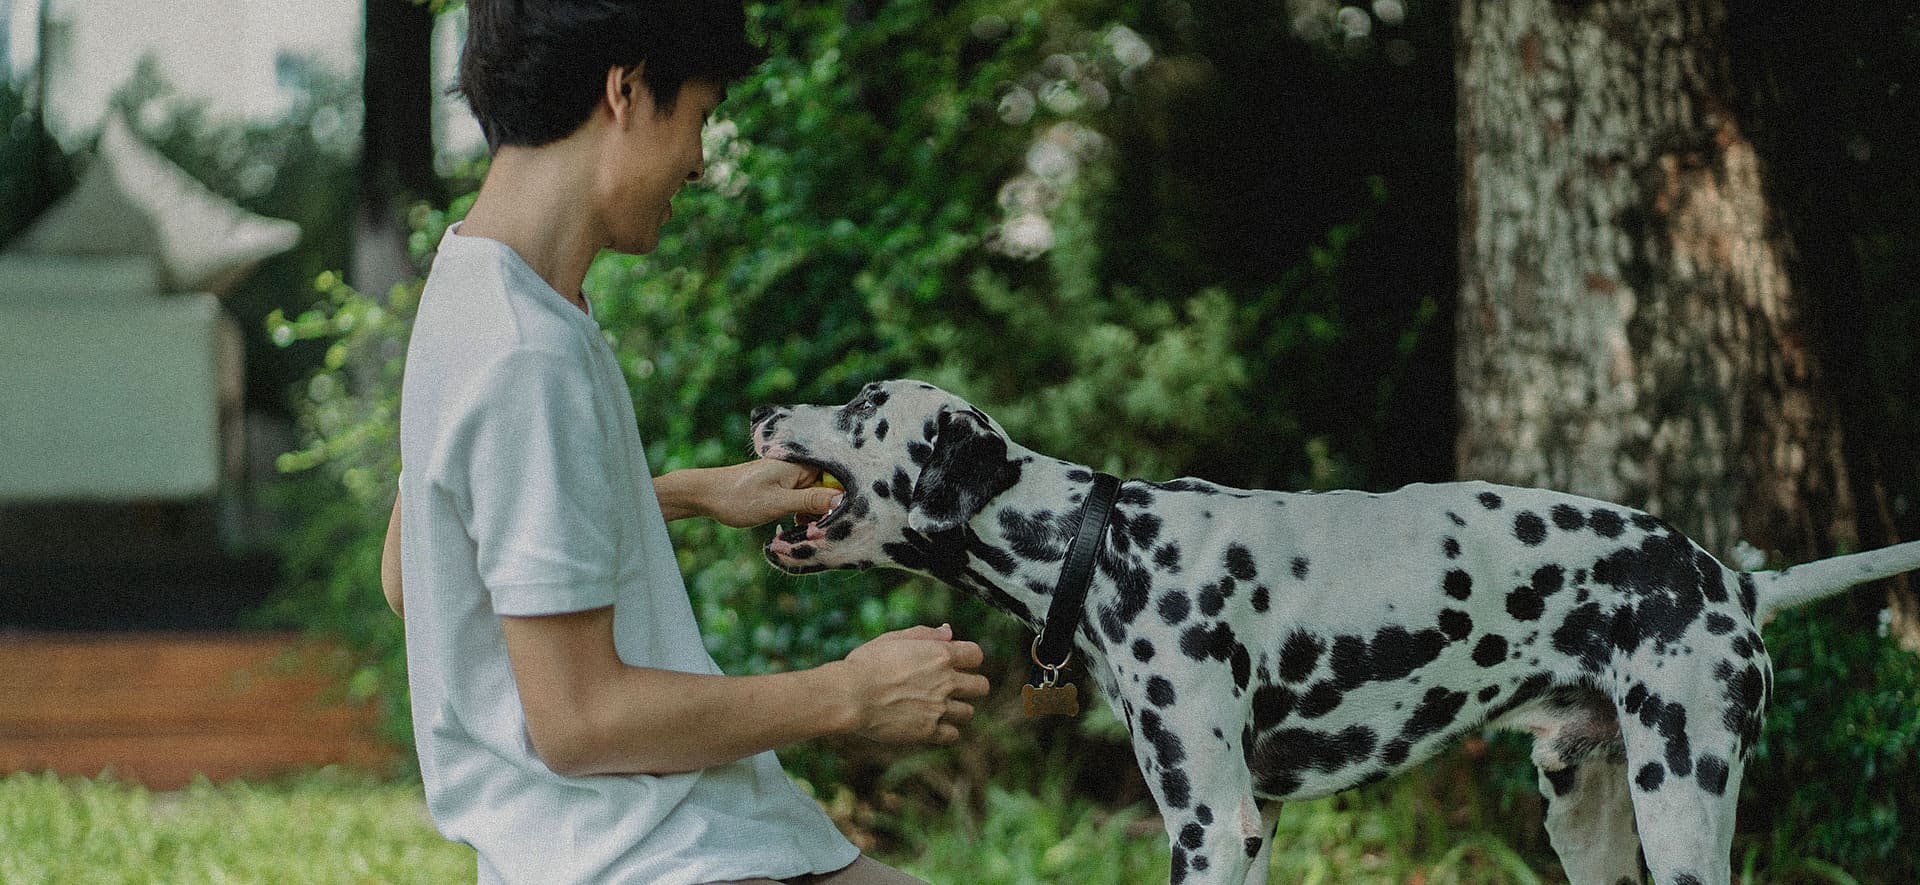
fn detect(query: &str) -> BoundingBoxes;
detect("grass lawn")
[0,765,1567,884]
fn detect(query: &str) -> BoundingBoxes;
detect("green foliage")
[1742,600,1920,874]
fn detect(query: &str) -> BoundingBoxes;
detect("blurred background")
[0,0,1915,881]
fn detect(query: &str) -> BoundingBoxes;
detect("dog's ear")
[907,408,1022,535]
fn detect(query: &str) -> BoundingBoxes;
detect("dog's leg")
[1122,707,1264,884]
[1536,750,1643,885]
[1241,801,1282,885]
[1616,677,1751,885]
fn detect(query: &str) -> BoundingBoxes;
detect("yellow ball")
[818,472,843,491]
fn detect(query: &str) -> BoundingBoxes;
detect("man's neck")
[458,141,607,314]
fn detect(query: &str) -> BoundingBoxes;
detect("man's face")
[596,75,723,255]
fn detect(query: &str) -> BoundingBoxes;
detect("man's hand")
[696,459,844,529]
[834,624,990,744]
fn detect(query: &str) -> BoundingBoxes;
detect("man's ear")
[606,63,645,125]
[907,408,1022,535]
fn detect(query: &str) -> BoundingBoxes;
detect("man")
[379,3,987,882]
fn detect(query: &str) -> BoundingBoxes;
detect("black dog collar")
[1028,472,1121,698]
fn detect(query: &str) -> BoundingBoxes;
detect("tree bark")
[1455,0,1860,577]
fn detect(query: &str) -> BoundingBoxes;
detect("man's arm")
[502,608,987,777]
[382,493,404,617]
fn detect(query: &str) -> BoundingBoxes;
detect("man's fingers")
[933,722,961,744]
[944,639,985,669]
[876,623,953,643]
[953,673,991,698]
[943,700,974,725]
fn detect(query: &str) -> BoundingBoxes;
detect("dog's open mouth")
[768,457,851,553]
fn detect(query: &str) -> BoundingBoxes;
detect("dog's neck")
[942,445,1120,635]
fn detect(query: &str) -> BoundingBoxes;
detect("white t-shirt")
[397,221,859,884]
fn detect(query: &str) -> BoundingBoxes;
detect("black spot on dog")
[1479,492,1504,510]
[1738,573,1757,619]
[1251,585,1271,612]
[789,544,815,560]
[1180,621,1238,663]
[1444,569,1473,600]
[1636,693,1693,777]
[1381,738,1411,765]
[1705,612,1735,635]
[1589,509,1625,538]
[1440,609,1473,641]
[1674,876,1702,885]
[1139,709,1186,767]
[1696,754,1730,795]
[1180,822,1203,849]
[1099,606,1124,644]
[1104,554,1155,626]
[1591,530,1710,648]
[1551,602,1614,673]
[1507,586,1545,620]
[1477,684,1500,703]
[1161,769,1191,808]
[1245,725,1377,796]
[1550,504,1587,531]
[1133,638,1155,662]
[1147,676,1177,707]
[1729,632,1754,658]
[1171,848,1187,885]
[1253,685,1297,730]
[1196,805,1213,824]
[1155,543,1182,572]
[1298,682,1343,718]
[1129,513,1164,549]
[1291,557,1310,580]
[1448,511,1467,527]
[1232,644,1252,690]
[968,536,1019,575]
[1636,762,1665,791]
[1514,511,1548,546]
[873,418,888,440]
[1403,687,1469,742]
[1226,544,1258,580]
[1443,537,1462,559]
[907,441,932,465]
[889,468,913,505]
[1624,683,1648,715]
[1544,764,1580,797]
[999,509,1069,563]
[1245,837,1263,858]
[1473,634,1508,667]
[1198,581,1229,617]
[1191,857,1208,872]
[1279,631,1324,683]
[1715,659,1766,746]
[1159,591,1192,625]
[1631,513,1664,533]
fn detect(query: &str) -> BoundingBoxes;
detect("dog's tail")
[1748,540,1920,618]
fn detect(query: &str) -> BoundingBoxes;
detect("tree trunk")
[1455,0,1860,574]
[353,0,444,303]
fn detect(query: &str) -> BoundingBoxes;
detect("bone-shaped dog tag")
[1022,682,1079,717]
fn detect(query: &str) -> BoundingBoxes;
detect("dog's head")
[751,380,1025,574]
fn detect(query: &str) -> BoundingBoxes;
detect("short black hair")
[452,0,767,152]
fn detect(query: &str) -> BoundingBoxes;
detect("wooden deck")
[0,632,397,789]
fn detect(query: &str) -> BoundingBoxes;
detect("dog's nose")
[750,405,779,426]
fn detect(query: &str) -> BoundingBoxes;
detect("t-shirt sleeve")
[438,347,623,616]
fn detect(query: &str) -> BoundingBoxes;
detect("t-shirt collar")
[442,220,598,326]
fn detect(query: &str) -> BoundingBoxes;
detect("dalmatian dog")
[748,379,1920,885]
